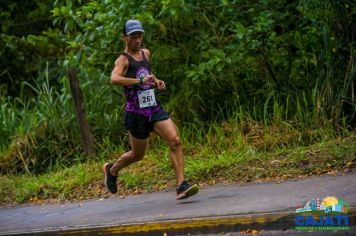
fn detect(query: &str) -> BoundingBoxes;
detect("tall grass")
[0,84,343,176]
[0,66,127,175]
[0,60,351,176]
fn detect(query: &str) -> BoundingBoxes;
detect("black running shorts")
[124,109,170,139]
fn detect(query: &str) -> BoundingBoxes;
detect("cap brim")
[127,29,145,35]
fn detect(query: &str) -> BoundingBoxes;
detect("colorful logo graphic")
[296,196,349,214]
[136,67,151,89]
[295,196,350,231]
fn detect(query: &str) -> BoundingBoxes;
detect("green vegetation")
[0,0,355,205]
[1,127,355,206]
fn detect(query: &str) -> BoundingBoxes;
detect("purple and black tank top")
[122,50,161,117]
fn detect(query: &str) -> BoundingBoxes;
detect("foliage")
[48,0,355,125]
[0,0,355,175]
[0,1,64,97]
[0,66,126,174]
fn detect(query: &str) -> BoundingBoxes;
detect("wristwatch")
[139,75,144,84]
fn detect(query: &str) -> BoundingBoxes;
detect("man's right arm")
[111,55,134,86]
[111,55,152,86]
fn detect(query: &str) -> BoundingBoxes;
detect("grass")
[0,161,104,205]
[1,126,355,206]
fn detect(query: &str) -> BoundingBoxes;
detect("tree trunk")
[67,68,96,157]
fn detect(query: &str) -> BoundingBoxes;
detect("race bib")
[138,89,157,108]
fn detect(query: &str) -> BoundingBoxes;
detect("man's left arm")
[142,48,166,90]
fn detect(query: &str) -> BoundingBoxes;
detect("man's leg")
[153,118,184,185]
[110,133,147,175]
[153,118,198,199]
[103,133,147,194]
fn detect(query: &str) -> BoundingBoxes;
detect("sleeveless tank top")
[122,50,161,116]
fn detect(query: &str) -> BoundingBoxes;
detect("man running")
[103,19,198,200]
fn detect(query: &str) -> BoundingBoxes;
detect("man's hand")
[141,75,155,85]
[155,79,166,90]
[151,74,166,90]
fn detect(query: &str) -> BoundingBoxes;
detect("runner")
[103,19,198,200]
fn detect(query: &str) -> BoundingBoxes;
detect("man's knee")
[168,135,182,150]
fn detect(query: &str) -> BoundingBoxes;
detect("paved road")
[0,171,355,235]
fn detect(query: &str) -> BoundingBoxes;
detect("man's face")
[124,32,143,52]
